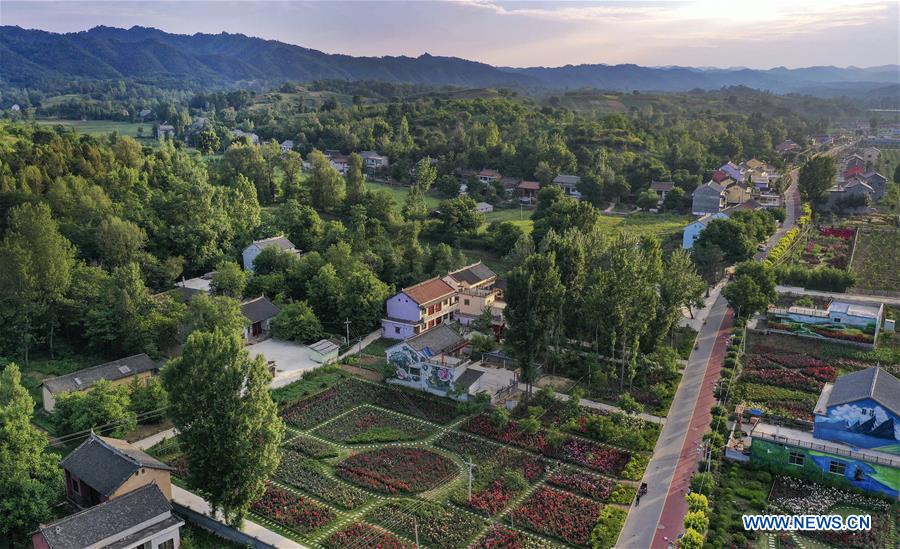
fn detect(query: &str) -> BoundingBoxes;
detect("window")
[394,327,401,334]
[71,479,80,494]
[464,299,470,306]
[788,451,805,466]
[157,540,175,549]
[829,460,846,475]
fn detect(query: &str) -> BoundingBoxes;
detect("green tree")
[414,157,437,191]
[0,364,64,541]
[693,240,724,287]
[436,174,460,197]
[277,200,323,251]
[197,129,221,157]
[437,195,483,242]
[211,260,248,298]
[663,186,686,212]
[723,262,776,317]
[678,528,705,549]
[306,263,344,323]
[345,152,367,205]
[504,252,563,397]
[96,216,147,269]
[0,203,76,363]
[128,377,168,422]
[54,380,137,436]
[308,150,346,212]
[402,185,428,220]
[637,188,659,210]
[184,294,248,339]
[686,492,709,513]
[338,268,391,331]
[684,511,709,533]
[163,330,283,525]
[798,155,836,204]
[646,249,705,349]
[271,301,323,343]
[694,218,755,264]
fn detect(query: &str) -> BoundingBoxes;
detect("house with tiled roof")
[444,262,506,328]
[517,180,540,203]
[681,211,730,249]
[862,171,888,200]
[242,235,298,271]
[32,483,182,549]
[41,355,158,413]
[552,174,582,198]
[478,169,501,184]
[691,180,726,215]
[60,433,175,507]
[775,140,800,154]
[719,162,746,182]
[382,277,458,340]
[240,295,279,341]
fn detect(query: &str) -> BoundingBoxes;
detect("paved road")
[755,174,800,261]
[617,282,730,548]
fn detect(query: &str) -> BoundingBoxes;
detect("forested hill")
[2,25,898,96]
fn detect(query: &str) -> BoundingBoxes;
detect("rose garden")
[152,373,653,547]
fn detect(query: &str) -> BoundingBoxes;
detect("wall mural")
[388,347,421,383]
[427,365,452,391]
[815,400,900,453]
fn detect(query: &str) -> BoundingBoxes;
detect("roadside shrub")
[684,510,709,533]
[686,492,709,513]
[590,506,628,549]
[690,472,714,496]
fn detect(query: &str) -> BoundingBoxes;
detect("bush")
[684,510,709,533]
[775,264,856,292]
[271,301,323,343]
[690,472,714,496]
[128,377,168,422]
[54,380,137,436]
[489,406,510,429]
[686,492,709,513]
[678,527,704,548]
[590,506,628,549]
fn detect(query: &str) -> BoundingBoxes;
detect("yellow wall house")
[444,262,506,327]
[40,354,158,413]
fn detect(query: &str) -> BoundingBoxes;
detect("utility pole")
[464,457,477,501]
[414,518,419,548]
[344,318,351,346]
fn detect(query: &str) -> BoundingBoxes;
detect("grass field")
[34,119,153,139]
[366,181,442,209]
[850,228,900,293]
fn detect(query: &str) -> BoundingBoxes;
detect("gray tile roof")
[60,434,173,497]
[553,174,581,185]
[693,181,725,195]
[448,262,497,286]
[35,484,175,549]
[405,324,466,356]
[250,235,295,251]
[240,296,280,323]
[42,354,157,395]
[826,367,900,416]
[454,368,484,391]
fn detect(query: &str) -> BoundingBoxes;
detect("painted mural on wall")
[387,345,454,393]
[814,398,900,454]
[388,347,421,383]
[427,365,453,391]
[751,439,899,499]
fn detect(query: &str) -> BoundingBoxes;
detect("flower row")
[251,484,334,534]
[435,431,546,481]
[336,447,456,494]
[473,525,558,549]
[313,406,434,444]
[742,367,823,393]
[364,499,485,549]
[275,451,369,509]
[283,434,338,459]
[546,466,616,501]
[323,522,415,549]
[508,486,602,546]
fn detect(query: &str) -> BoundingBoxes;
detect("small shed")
[475,202,494,213]
[309,339,340,364]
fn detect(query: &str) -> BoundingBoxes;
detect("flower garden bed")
[365,499,485,549]
[275,452,369,509]
[283,434,338,458]
[788,230,853,270]
[473,525,557,549]
[323,522,415,549]
[250,484,334,534]
[546,466,616,501]
[313,406,434,444]
[336,447,457,494]
[435,431,546,482]
[371,386,460,424]
[461,415,631,477]
[508,486,602,546]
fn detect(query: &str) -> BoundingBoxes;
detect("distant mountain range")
[2,25,898,97]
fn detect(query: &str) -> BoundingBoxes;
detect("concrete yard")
[247,338,320,388]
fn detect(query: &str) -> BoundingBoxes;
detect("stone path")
[517,382,667,425]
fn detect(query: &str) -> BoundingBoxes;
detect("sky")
[3,0,899,69]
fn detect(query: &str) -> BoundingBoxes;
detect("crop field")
[152,374,654,547]
[850,228,900,293]
[34,119,153,138]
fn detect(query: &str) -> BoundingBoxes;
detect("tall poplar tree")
[163,330,283,525]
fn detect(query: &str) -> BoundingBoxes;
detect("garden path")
[617,281,730,549]
[516,383,667,425]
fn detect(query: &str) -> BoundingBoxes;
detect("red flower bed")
[467,480,516,515]
[801,365,837,382]
[743,368,823,393]
[820,227,854,240]
[336,447,456,494]
[761,353,826,369]
[509,487,601,546]
[461,415,630,477]
[251,484,334,533]
[323,522,414,549]
[812,329,873,344]
[547,467,616,501]
[473,525,547,549]
[434,431,545,481]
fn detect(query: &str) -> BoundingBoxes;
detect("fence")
[173,503,277,549]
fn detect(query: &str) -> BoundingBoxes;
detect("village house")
[719,162,746,182]
[553,174,581,198]
[360,151,389,172]
[242,235,298,272]
[517,180,540,203]
[475,201,494,213]
[724,181,751,205]
[41,354,157,413]
[385,324,517,402]
[32,483,183,549]
[139,108,152,120]
[329,153,350,175]
[156,124,175,140]
[309,339,340,364]
[650,181,675,206]
[748,367,899,499]
[810,134,834,148]
[381,277,458,340]
[478,169,501,184]
[682,211,729,249]
[769,300,883,332]
[862,146,880,164]
[862,171,888,200]
[60,433,175,507]
[499,176,521,195]
[280,139,294,153]
[775,140,800,154]
[240,296,280,341]
[824,178,875,213]
[691,180,726,215]
[231,128,259,145]
[10,103,21,112]
[443,262,505,328]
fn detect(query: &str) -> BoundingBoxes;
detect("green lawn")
[367,181,442,209]
[34,119,154,139]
